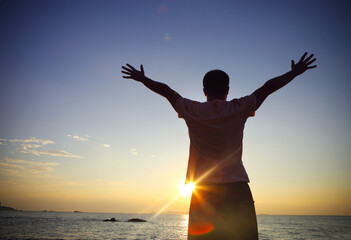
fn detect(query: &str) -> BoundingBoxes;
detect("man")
[121,52,316,239]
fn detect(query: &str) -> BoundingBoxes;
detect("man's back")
[176,95,256,184]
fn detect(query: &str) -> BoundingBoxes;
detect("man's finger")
[304,54,314,63]
[123,76,132,79]
[306,58,316,65]
[122,66,132,72]
[291,60,295,68]
[140,65,144,74]
[126,64,137,71]
[307,65,317,69]
[121,71,131,75]
[300,52,308,62]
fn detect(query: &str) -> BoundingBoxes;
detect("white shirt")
[176,95,256,184]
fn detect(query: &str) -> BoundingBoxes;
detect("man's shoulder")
[231,94,256,101]
[176,97,202,106]
[231,94,256,105]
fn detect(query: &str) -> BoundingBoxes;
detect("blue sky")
[0,0,350,214]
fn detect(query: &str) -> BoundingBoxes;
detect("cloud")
[103,144,110,148]
[0,162,25,169]
[4,157,59,166]
[150,154,157,159]
[26,166,55,175]
[0,137,54,151]
[21,144,42,150]
[26,149,83,158]
[1,137,83,159]
[0,137,54,145]
[0,168,21,176]
[67,134,89,141]
[130,148,138,156]
[0,158,59,176]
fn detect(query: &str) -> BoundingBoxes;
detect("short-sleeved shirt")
[175,95,256,184]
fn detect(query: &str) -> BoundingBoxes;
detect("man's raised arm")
[252,52,317,111]
[121,64,181,110]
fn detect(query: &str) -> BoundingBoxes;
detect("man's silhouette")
[122,52,316,239]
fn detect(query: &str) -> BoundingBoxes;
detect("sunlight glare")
[180,182,196,197]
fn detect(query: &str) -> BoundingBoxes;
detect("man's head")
[203,69,229,99]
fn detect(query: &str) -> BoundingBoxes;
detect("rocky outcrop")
[0,206,17,211]
[127,218,147,222]
[103,217,147,222]
[103,217,118,222]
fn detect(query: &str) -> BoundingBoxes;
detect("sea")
[0,211,350,240]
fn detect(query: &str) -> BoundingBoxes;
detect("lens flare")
[180,182,196,197]
[164,32,171,41]
[189,222,214,236]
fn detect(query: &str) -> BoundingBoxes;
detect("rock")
[103,217,118,222]
[127,218,147,222]
[0,206,17,211]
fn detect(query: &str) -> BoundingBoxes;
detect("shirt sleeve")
[175,97,186,118]
[234,94,257,118]
[175,97,198,119]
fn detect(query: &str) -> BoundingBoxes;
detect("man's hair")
[203,69,229,96]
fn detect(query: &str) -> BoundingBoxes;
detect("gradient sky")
[0,0,350,215]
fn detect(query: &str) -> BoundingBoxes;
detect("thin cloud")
[130,148,138,156]
[0,162,26,169]
[26,149,83,158]
[4,157,59,166]
[0,158,59,176]
[0,168,21,176]
[0,137,54,151]
[67,134,89,141]
[0,137,54,145]
[1,137,83,159]
[103,144,110,148]
[26,166,55,175]
[21,144,42,150]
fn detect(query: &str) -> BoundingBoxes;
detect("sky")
[0,0,350,215]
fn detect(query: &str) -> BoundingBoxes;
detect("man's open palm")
[121,64,145,82]
[291,52,317,75]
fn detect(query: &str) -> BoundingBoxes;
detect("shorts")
[188,181,258,240]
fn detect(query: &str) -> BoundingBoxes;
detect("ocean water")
[0,211,350,240]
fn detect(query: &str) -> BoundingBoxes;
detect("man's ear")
[225,87,229,95]
[203,88,207,96]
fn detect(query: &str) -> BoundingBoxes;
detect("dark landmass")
[104,217,118,222]
[103,217,147,222]
[0,206,18,211]
[128,218,147,222]
[74,210,83,213]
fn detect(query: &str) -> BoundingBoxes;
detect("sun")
[180,182,196,197]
